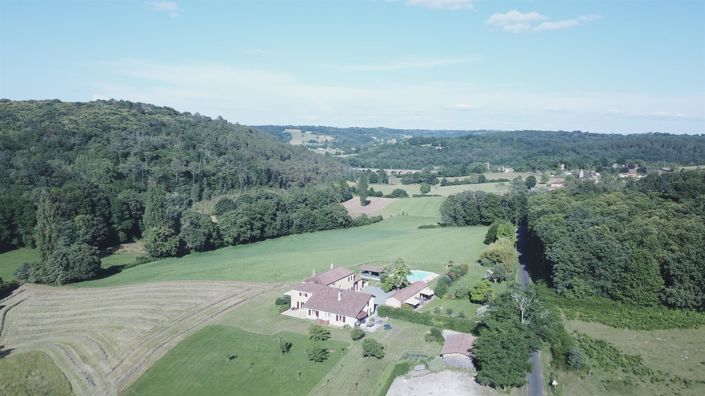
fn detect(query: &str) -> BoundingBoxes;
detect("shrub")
[279,337,292,355]
[275,295,291,306]
[446,308,454,316]
[351,327,365,341]
[430,327,443,342]
[470,280,494,303]
[454,287,469,299]
[307,343,329,363]
[308,324,331,341]
[386,188,409,198]
[362,338,385,359]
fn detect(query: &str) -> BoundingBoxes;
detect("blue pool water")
[407,270,434,282]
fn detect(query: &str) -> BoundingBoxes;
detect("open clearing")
[0,247,39,281]
[0,280,281,396]
[286,129,334,145]
[77,198,487,288]
[342,196,397,218]
[368,182,510,197]
[126,325,347,396]
[387,370,497,396]
[552,320,705,396]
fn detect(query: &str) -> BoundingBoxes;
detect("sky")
[1,0,704,134]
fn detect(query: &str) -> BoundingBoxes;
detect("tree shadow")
[0,345,15,359]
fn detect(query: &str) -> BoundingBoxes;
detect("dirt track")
[0,281,281,396]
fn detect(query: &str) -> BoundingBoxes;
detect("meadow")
[77,197,488,288]
[0,351,72,396]
[125,325,347,396]
[0,248,38,281]
[549,320,705,396]
[368,181,510,197]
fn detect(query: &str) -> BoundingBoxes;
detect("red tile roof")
[304,267,354,286]
[441,333,476,357]
[389,281,430,303]
[294,282,373,318]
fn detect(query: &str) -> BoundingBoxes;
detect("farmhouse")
[385,281,434,309]
[304,265,366,291]
[359,264,385,280]
[287,282,375,327]
[441,332,476,369]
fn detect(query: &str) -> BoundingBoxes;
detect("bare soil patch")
[112,241,146,255]
[342,197,397,218]
[0,281,281,396]
[387,370,498,396]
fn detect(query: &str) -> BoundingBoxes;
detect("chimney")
[330,263,334,269]
[337,289,342,302]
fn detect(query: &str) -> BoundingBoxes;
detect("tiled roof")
[293,282,372,318]
[304,267,354,286]
[359,264,385,273]
[441,333,476,357]
[389,281,429,303]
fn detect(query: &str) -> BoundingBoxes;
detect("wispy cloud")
[150,1,180,17]
[341,57,475,72]
[453,103,477,111]
[404,0,473,10]
[487,10,600,33]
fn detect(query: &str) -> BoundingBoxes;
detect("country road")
[517,226,544,396]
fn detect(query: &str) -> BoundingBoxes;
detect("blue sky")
[1,0,704,133]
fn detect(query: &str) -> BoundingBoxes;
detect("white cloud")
[150,2,180,17]
[487,10,600,33]
[90,59,704,133]
[486,10,548,33]
[405,0,473,10]
[342,57,475,72]
[453,103,477,110]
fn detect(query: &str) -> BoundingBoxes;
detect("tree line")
[348,130,705,171]
[526,170,705,310]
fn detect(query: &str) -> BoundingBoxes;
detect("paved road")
[517,226,544,396]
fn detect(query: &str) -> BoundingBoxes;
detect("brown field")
[0,281,281,396]
[342,197,397,218]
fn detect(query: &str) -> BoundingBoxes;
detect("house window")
[308,309,311,315]
[298,292,301,296]
[343,317,346,323]
[315,311,319,317]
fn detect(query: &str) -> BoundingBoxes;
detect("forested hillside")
[527,171,705,310]
[0,99,345,252]
[349,131,705,171]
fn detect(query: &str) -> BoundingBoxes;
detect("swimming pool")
[407,270,438,283]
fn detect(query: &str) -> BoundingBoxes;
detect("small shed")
[360,264,385,280]
[441,332,476,369]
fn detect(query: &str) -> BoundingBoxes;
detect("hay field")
[0,281,281,396]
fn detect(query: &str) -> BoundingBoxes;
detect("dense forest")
[0,100,354,284]
[527,171,705,310]
[0,99,345,251]
[348,130,705,171]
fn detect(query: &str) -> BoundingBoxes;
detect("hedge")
[377,361,412,396]
[377,306,475,333]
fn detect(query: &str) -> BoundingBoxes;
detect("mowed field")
[0,281,282,396]
[77,197,488,288]
[555,320,705,396]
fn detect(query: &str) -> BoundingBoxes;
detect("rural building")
[547,179,565,189]
[384,281,434,309]
[441,332,476,369]
[304,265,366,291]
[359,264,385,280]
[286,282,375,327]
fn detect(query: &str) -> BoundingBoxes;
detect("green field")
[77,198,488,287]
[550,320,705,396]
[0,351,73,396]
[368,182,509,197]
[126,325,347,396]
[0,248,38,281]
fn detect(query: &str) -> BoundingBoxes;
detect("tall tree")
[358,174,369,206]
[35,196,59,261]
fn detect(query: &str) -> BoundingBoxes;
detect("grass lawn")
[549,320,705,396]
[100,251,141,269]
[0,248,38,281]
[0,351,73,396]
[125,325,347,396]
[76,198,488,287]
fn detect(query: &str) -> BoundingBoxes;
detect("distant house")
[577,169,601,183]
[441,332,476,369]
[359,264,385,280]
[287,282,375,327]
[547,179,565,189]
[304,265,366,291]
[385,281,434,309]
